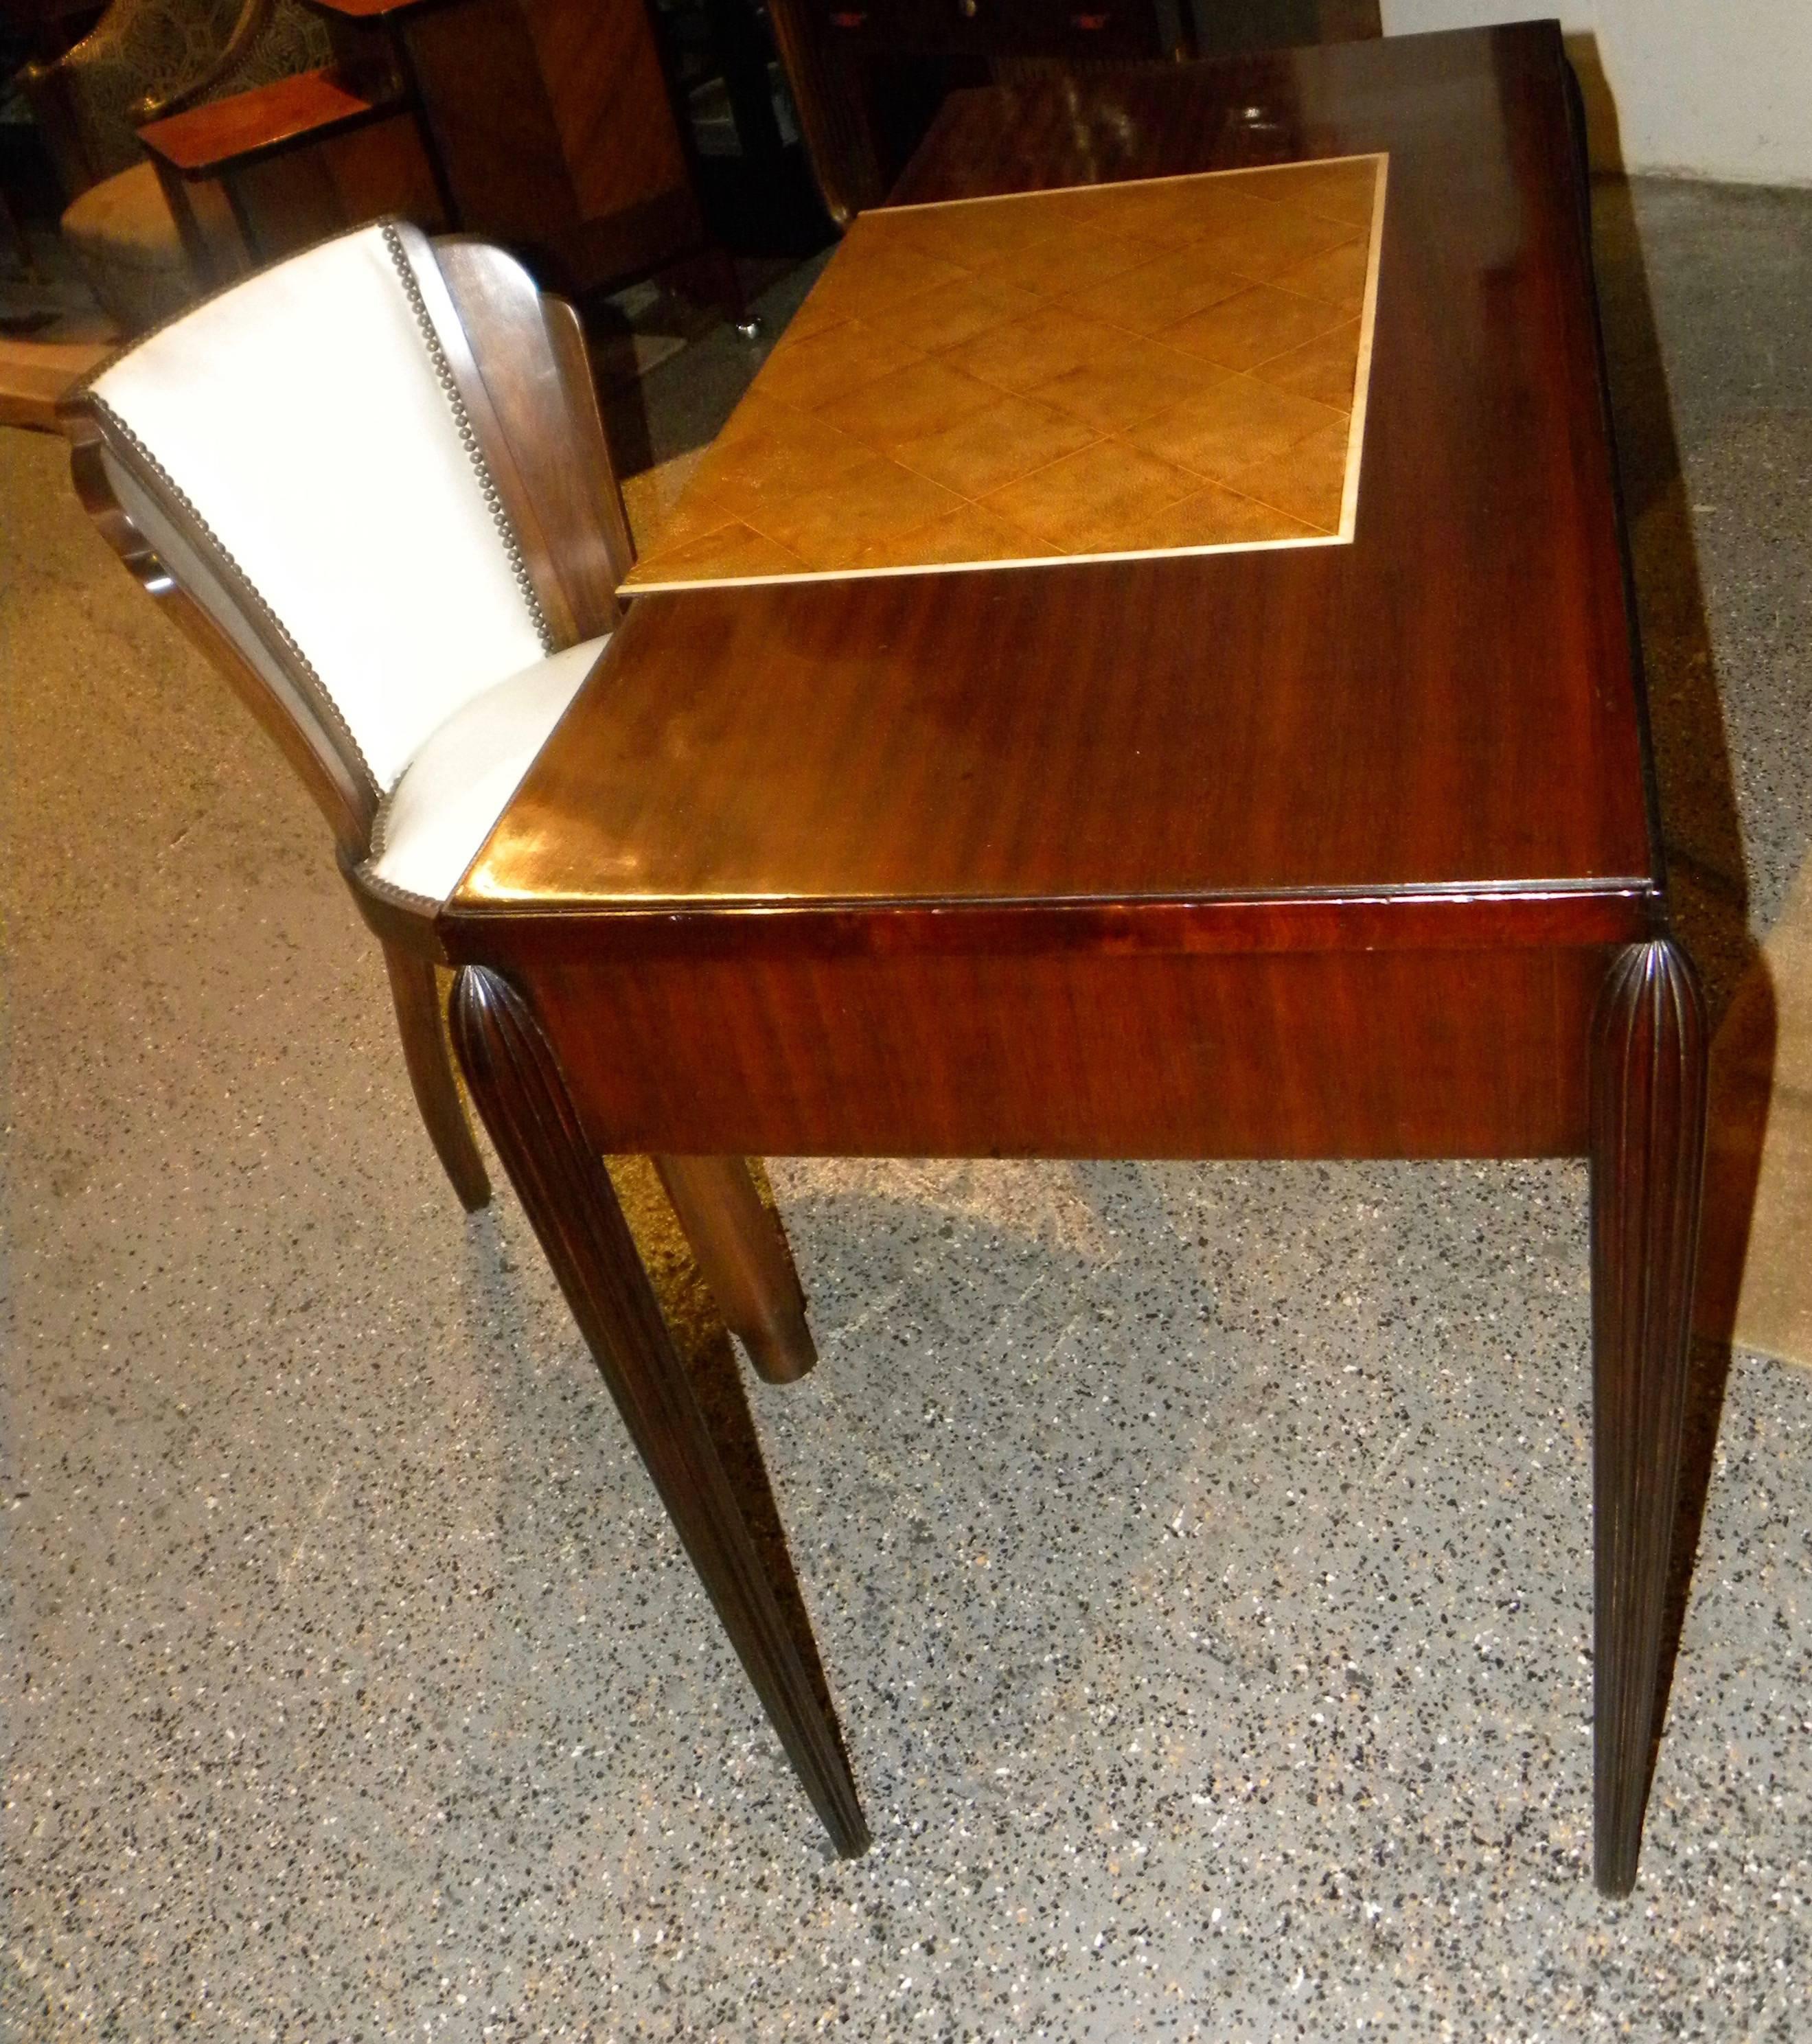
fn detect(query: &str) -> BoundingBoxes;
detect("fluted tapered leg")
[450,964,868,1856]
[1589,937,1708,1896]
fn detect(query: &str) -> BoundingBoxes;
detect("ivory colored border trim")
[1336,153,1388,544]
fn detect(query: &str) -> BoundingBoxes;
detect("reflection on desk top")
[621,155,1385,589]
[453,25,1660,926]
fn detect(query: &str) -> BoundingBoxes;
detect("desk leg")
[656,1156,818,1386]
[1589,937,1707,1896]
[450,964,869,1856]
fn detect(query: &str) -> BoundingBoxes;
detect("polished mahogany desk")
[438,24,1706,1896]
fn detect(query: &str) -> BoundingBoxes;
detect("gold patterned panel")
[623,154,1387,591]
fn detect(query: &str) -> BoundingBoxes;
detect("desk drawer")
[819,0,1176,61]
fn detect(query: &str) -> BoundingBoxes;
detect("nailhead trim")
[381,223,555,656]
[356,850,444,917]
[84,218,554,840]
[77,217,391,397]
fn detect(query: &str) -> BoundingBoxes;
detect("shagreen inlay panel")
[623,153,1386,590]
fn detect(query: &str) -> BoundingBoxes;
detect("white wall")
[1379,1,1812,185]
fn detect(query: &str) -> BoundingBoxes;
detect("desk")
[438,25,1706,1896]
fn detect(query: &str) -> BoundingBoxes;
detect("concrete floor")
[4,177,1812,2040]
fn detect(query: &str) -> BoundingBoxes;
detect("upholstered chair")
[60,218,818,1384]
[21,0,330,330]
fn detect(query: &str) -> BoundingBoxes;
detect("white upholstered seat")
[366,632,607,905]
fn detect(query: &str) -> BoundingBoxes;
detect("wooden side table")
[137,65,438,290]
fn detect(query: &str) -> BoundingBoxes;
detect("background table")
[439,23,1707,1896]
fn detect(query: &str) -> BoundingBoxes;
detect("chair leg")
[382,941,491,1213]
[449,964,869,1855]
[655,1156,818,1385]
[1588,937,1707,1897]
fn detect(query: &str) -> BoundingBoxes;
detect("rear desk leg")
[450,964,869,1855]
[1589,937,1707,1896]
[656,1154,819,1385]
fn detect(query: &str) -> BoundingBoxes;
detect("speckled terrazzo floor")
[5,178,1812,2041]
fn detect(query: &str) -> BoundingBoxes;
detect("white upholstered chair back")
[87,220,555,803]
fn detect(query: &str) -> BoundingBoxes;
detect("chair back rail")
[433,237,632,640]
[395,225,582,654]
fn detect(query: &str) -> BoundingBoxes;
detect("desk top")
[449,25,1658,948]
[621,154,1384,588]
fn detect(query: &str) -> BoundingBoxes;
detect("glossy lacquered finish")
[1589,938,1707,1896]
[452,22,1660,1172]
[764,0,1381,218]
[138,65,397,174]
[491,922,1615,1160]
[463,27,1653,922]
[439,27,1706,1894]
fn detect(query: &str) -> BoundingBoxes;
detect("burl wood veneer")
[622,153,1384,588]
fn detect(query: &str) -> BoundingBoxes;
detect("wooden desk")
[437,25,1706,1896]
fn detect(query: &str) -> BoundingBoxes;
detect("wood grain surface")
[453,25,1657,934]
[138,66,398,176]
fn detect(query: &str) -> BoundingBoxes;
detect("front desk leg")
[1588,937,1708,1896]
[450,964,869,1856]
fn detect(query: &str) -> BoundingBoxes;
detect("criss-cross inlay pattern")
[623,153,1385,590]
